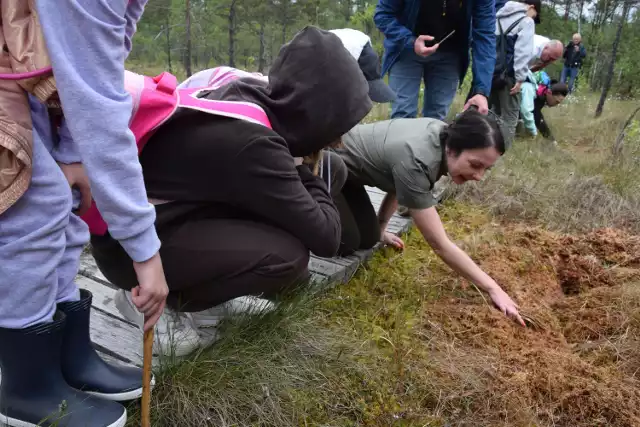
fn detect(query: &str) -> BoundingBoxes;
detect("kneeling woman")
[90,27,372,356]
[334,110,525,325]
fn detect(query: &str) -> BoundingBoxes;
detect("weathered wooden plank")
[76,275,130,324]
[310,272,329,286]
[391,216,413,231]
[353,248,374,261]
[308,256,347,283]
[89,306,143,366]
[98,350,141,369]
[386,217,412,235]
[79,252,112,286]
[365,186,386,196]
[385,221,402,234]
[366,190,386,203]
[314,255,363,283]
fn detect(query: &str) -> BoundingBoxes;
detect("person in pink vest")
[0,1,168,426]
[89,27,372,356]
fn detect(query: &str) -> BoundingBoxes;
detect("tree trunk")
[595,1,629,117]
[281,21,288,46]
[612,105,640,158]
[184,0,192,77]
[563,0,572,20]
[343,0,352,23]
[228,0,237,67]
[164,21,172,73]
[258,20,266,73]
[281,0,289,45]
[577,0,584,32]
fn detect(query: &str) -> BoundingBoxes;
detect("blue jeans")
[388,49,460,120]
[561,66,580,92]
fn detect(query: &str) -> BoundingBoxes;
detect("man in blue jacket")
[374,0,496,120]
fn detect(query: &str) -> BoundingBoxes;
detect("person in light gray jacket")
[489,0,538,148]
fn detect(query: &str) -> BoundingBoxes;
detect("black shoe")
[58,289,149,401]
[0,311,126,427]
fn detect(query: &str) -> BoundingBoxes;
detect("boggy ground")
[130,96,640,427]
[418,224,640,426]
[133,210,640,427]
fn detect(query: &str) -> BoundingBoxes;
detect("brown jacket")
[0,0,58,215]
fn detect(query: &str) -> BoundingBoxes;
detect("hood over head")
[498,0,540,23]
[200,26,372,157]
[497,1,527,18]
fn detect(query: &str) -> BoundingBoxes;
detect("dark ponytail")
[440,109,505,156]
[550,82,569,96]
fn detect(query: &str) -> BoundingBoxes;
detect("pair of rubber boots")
[0,289,148,427]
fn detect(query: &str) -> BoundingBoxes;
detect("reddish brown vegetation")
[420,227,640,426]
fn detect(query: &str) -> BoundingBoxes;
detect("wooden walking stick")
[141,322,154,427]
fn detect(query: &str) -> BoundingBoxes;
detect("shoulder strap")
[177,87,272,129]
[504,16,526,35]
[176,66,271,128]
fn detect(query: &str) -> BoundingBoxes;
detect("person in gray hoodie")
[489,0,538,148]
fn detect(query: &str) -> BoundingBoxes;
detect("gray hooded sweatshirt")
[496,1,536,83]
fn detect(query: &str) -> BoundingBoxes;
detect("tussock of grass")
[449,142,640,233]
[126,291,384,426]
[448,95,640,234]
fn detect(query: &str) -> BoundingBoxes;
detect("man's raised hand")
[414,35,439,57]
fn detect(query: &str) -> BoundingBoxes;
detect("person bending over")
[90,27,372,356]
[519,81,568,144]
[333,110,525,326]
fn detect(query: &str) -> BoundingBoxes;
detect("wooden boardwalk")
[74,186,413,368]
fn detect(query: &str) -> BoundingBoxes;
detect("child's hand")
[510,81,523,95]
[58,162,92,215]
[132,252,169,332]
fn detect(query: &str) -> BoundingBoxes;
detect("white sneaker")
[114,290,202,357]
[191,296,276,328]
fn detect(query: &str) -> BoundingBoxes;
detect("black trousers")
[533,98,553,140]
[91,217,311,312]
[90,151,347,312]
[334,175,380,256]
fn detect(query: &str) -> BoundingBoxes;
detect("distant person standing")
[374,0,496,121]
[561,33,586,93]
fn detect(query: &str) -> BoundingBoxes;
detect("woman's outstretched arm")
[411,207,525,326]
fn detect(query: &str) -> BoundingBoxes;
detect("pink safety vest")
[80,68,272,236]
[536,84,549,98]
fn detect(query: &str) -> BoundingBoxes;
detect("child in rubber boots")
[0,1,167,426]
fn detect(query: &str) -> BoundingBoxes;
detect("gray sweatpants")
[489,86,522,150]
[0,100,85,329]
